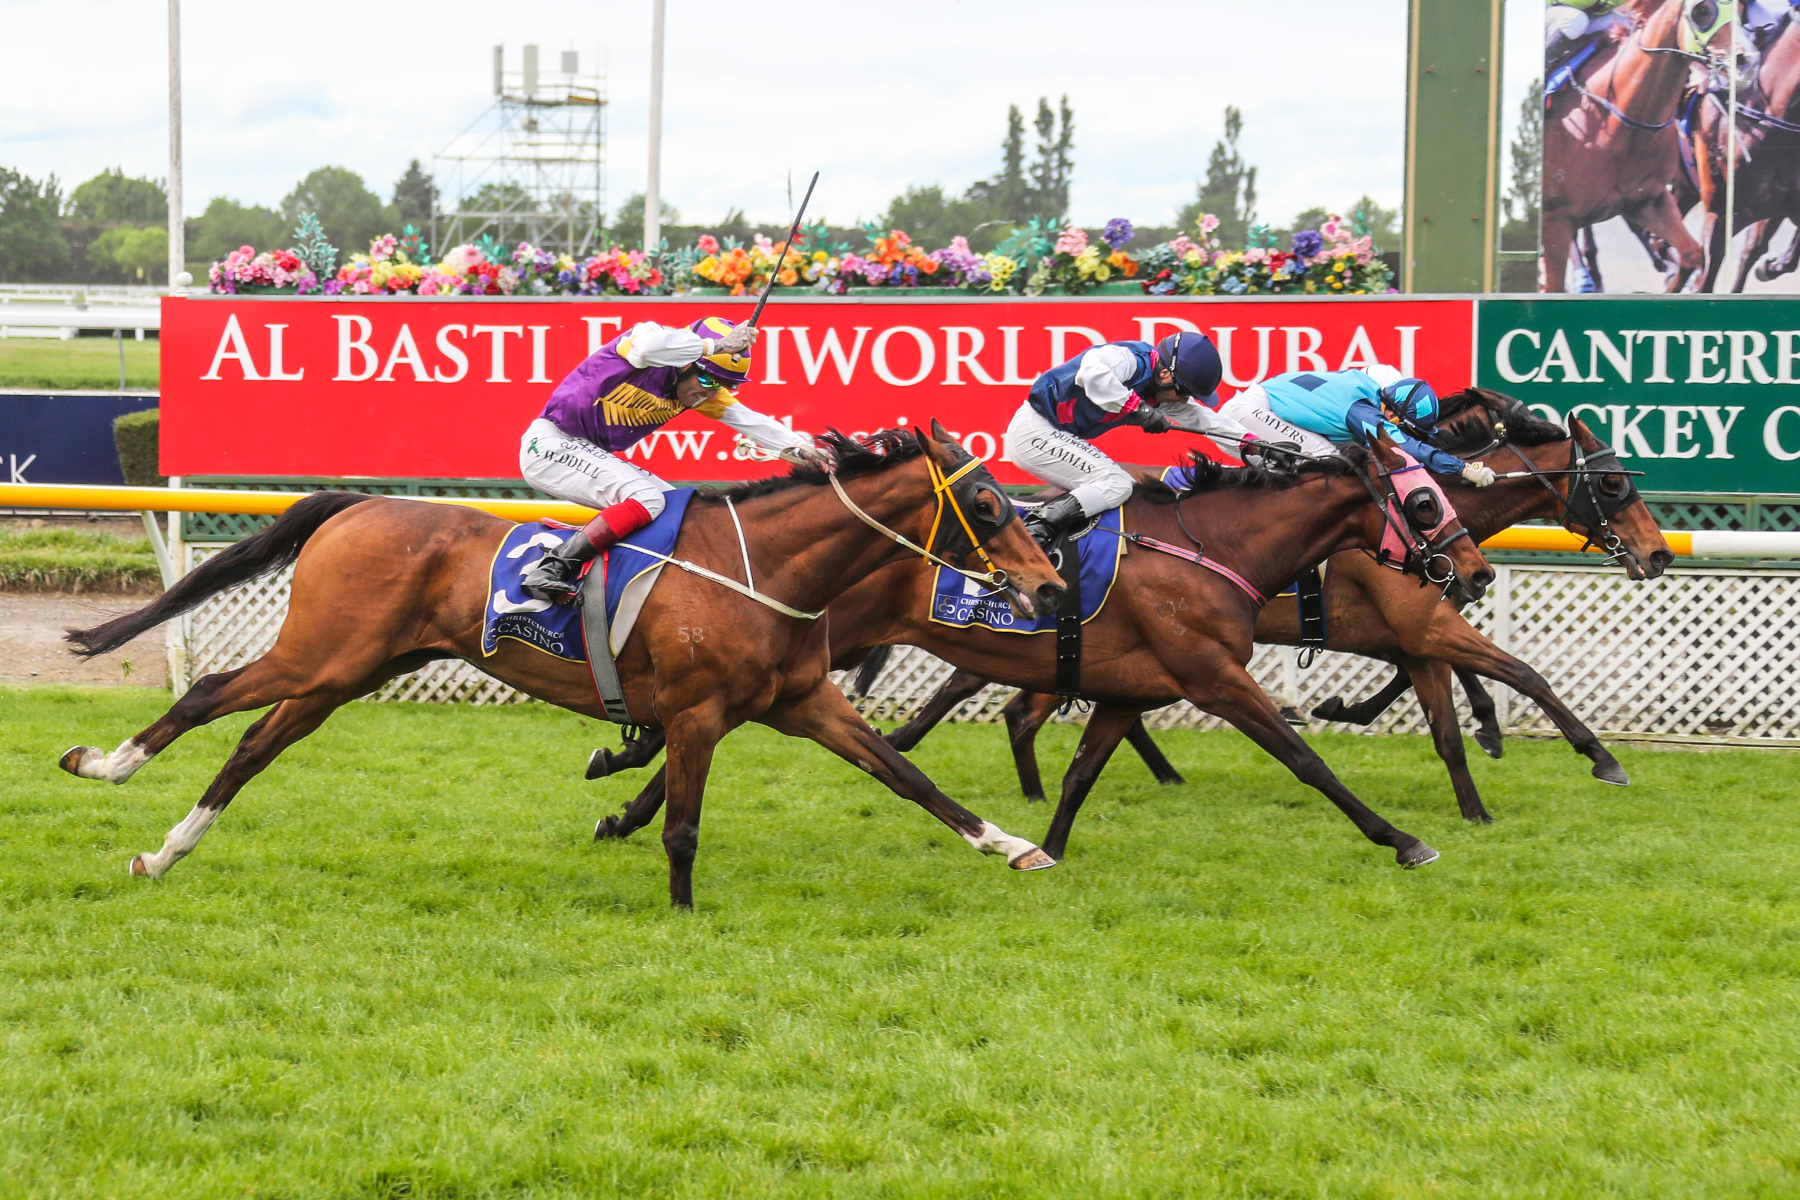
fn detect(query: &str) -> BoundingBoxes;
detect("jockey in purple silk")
[519,317,826,599]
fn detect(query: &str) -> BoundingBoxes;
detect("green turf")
[0,526,159,592]
[0,337,158,390]
[3,688,1797,1199]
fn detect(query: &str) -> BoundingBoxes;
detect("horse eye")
[975,499,995,518]
[1601,475,1625,496]
[1691,0,1718,29]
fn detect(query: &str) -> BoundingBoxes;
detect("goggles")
[695,372,734,393]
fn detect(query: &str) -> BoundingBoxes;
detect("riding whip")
[748,170,819,330]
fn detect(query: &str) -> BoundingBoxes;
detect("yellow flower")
[1331,281,1343,290]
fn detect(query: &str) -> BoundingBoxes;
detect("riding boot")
[1022,494,1088,548]
[522,499,654,601]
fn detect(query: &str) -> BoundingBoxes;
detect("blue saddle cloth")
[482,489,697,663]
[1546,37,1599,99]
[929,506,1124,633]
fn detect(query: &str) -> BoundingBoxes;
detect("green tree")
[0,167,69,281]
[67,168,167,223]
[877,186,999,248]
[1502,79,1543,252]
[392,159,439,229]
[1348,195,1401,250]
[965,105,1029,225]
[189,197,289,263]
[87,225,167,281]
[281,167,393,258]
[606,192,680,249]
[1180,106,1257,247]
[1028,95,1075,222]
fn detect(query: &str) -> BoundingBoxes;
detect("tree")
[392,159,438,229]
[0,167,68,281]
[1502,79,1543,252]
[67,168,167,223]
[87,225,167,281]
[606,192,680,248]
[1180,106,1258,247]
[1348,195,1401,250]
[1029,95,1075,222]
[189,197,289,263]
[965,105,1029,224]
[878,186,998,248]
[281,167,393,258]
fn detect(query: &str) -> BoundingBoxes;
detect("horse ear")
[1568,415,1599,447]
[1368,427,1403,466]
[929,418,954,444]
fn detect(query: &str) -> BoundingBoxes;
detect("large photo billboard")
[1542,0,1800,294]
[160,296,1475,482]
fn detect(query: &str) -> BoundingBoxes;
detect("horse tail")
[64,491,376,658]
[850,644,895,697]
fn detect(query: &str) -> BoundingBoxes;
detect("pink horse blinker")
[1374,451,1464,583]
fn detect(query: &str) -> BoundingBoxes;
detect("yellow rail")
[6,482,1800,558]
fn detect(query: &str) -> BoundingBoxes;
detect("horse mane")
[702,427,925,503]
[1433,387,1567,454]
[1139,444,1368,505]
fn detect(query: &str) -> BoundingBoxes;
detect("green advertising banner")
[1476,298,1800,495]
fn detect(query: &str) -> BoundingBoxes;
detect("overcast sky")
[0,0,1544,231]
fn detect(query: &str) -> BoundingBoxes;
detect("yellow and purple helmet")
[689,316,752,385]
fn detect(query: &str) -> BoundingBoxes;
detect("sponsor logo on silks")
[528,437,540,455]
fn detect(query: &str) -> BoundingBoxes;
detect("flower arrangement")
[208,209,1393,299]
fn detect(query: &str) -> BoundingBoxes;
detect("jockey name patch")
[929,507,1124,633]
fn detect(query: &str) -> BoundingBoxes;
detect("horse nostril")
[1036,581,1065,609]
[1650,549,1674,572]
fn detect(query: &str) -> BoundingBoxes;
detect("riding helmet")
[1379,378,1440,428]
[689,316,753,384]
[1155,331,1223,406]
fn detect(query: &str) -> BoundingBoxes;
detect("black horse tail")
[65,491,376,658]
[850,644,895,697]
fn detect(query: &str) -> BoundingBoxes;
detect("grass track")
[3,687,1798,1199]
[0,337,158,390]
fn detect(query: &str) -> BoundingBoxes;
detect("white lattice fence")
[172,545,1800,741]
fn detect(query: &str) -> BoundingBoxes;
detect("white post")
[167,0,186,293]
[644,0,666,253]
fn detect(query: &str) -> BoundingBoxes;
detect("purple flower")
[1103,218,1134,249]
[1292,229,1324,259]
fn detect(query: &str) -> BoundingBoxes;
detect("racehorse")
[1686,11,1800,291]
[56,426,1067,908]
[1543,0,1730,292]
[589,432,1497,870]
[860,392,1672,832]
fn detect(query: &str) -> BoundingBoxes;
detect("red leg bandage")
[579,498,654,549]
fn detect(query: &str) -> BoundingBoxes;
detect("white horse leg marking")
[62,738,153,784]
[129,803,221,879]
[961,821,1057,871]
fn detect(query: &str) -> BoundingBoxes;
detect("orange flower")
[779,267,799,286]
[918,258,940,275]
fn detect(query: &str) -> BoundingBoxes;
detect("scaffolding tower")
[432,44,607,257]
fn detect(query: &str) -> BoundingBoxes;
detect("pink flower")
[1170,235,1198,258]
[419,278,440,295]
[697,234,719,254]
[370,234,398,261]
[947,236,972,257]
[1200,214,1221,234]
[1243,248,1268,264]
[1054,225,1088,256]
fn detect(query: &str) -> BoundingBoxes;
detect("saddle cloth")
[482,488,698,663]
[928,506,1124,633]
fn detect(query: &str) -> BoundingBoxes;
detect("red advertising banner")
[160,295,1475,482]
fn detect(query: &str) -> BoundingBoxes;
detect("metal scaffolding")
[432,44,607,257]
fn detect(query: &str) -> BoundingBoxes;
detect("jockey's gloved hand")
[717,323,760,355]
[1249,440,1305,474]
[779,442,831,469]
[1461,462,1497,488]
[1132,405,1173,434]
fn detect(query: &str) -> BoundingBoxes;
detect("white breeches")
[1217,386,1340,459]
[1004,404,1134,518]
[519,419,671,518]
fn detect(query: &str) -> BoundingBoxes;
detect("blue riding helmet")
[1155,331,1223,405]
[1379,378,1439,428]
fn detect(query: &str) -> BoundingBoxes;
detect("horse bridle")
[1495,435,1646,563]
[1360,456,1471,589]
[828,450,1019,592]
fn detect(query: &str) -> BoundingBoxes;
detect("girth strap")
[577,567,634,725]
[1053,528,1083,701]
[1294,566,1327,668]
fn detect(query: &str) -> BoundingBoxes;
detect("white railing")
[168,543,1800,745]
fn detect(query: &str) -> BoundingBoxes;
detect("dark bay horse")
[590,434,1497,870]
[57,426,1066,907]
[1543,0,1728,292]
[870,393,1673,830]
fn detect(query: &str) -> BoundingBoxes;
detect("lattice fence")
[170,544,1800,742]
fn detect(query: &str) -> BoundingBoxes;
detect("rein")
[1491,438,1645,562]
[828,456,1015,593]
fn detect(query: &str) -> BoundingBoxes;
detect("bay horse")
[57,426,1067,908]
[1543,0,1728,292]
[589,433,1497,870]
[863,392,1672,832]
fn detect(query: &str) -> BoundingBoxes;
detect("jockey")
[1216,365,1497,486]
[519,317,825,599]
[1006,331,1263,545]
[1546,0,1627,61]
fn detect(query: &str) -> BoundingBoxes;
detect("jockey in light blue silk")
[1215,365,1497,486]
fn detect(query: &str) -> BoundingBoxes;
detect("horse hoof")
[1310,697,1348,723]
[1008,847,1057,871]
[128,854,152,878]
[1592,760,1629,787]
[59,746,97,777]
[1397,841,1440,869]
[594,815,632,840]
[584,749,612,781]
[1465,811,1495,826]
[1474,731,1505,759]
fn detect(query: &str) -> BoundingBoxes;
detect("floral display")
[208,208,1394,299]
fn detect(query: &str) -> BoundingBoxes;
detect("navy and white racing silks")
[1025,341,1252,445]
[1257,369,1469,476]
